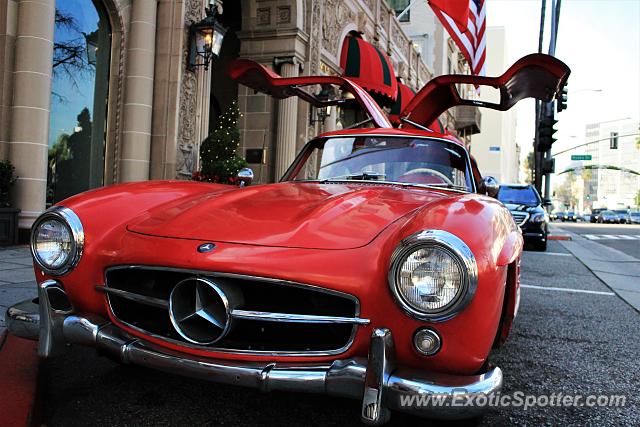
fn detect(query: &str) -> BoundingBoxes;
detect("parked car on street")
[590,208,605,223]
[630,212,640,224]
[598,210,620,223]
[562,211,578,222]
[614,209,631,224]
[497,184,549,251]
[550,211,562,221]
[6,54,569,424]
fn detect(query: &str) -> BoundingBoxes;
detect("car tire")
[535,239,547,251]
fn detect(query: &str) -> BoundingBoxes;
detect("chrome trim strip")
[230,309,370,325]
[102,265,363,357]
[388,230,478,322]
[95,286,169,309]
[511,212,530,227]
[30,206,84,276]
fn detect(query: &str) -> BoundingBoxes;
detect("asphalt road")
[39,240,640,426]
[551,222,640,259]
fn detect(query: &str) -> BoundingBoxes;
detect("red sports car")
[8,54,569,423]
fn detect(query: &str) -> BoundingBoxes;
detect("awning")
[340,36,397,106]
[389,80,416,123]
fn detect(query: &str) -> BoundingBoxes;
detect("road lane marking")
[526,252,572,256]
[583,234,601,240]
[521,284,615,296]
[583,234,640,240]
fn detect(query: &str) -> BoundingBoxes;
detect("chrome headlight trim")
[30,206,84,276]
[388,230,478,322]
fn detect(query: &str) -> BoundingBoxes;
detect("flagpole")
[534,0,547,192]
[543,0,562,202]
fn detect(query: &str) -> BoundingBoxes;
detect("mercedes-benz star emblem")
[168,277,231,345]
[197,243,216,253]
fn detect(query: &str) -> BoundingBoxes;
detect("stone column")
[8,0,55,228]
[119,0,157,182]
[274,57,300,180]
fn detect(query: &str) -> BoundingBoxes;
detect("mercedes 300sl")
[7,53,569,424]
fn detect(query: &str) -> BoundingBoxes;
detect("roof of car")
[317,127,464,146]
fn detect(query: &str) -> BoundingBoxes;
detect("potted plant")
[0,160,19,245]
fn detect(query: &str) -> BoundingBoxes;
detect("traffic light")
[537,113,558,152]
[556,84,568,112]
[541,158,555,174]
[610,131,619,149]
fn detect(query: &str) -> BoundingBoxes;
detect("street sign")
[571,154,592,161]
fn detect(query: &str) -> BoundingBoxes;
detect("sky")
[486,0,640,179]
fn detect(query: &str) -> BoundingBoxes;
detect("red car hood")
[126,182,448,249]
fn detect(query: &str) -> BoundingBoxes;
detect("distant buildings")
[580,119,640,210]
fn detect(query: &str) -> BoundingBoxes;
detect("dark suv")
[497,184,549,251]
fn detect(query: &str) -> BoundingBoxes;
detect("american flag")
[429,0,487,77]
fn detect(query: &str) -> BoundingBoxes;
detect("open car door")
[228,59,392,128]
[396,53,570,129]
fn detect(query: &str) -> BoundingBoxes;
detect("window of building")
[47,0,112,205]
[389,0,411,22]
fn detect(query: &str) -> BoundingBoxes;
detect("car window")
[496,186,540,206]
[288,136,473,191]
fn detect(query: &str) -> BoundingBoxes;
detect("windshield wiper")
[420,183,469,191]
[320,172,387,182]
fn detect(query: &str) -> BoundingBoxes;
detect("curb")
[548,234,571,241]
[0,332,40,427]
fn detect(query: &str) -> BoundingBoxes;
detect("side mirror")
[237,168,254,187]
[480,176,499,198]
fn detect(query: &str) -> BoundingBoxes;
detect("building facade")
[581,119,639,210]
[469,27,519,183]
[0,0,475,234]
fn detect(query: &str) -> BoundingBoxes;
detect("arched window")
[47,0,111,205]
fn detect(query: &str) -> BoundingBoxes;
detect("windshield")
[285,136,473,191]
[497,186,541,206]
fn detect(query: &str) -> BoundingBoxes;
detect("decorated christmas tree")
[195,101,248,184]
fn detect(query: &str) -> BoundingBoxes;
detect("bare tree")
[52,10,94,101]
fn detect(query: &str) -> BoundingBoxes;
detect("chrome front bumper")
[7,281,503,424]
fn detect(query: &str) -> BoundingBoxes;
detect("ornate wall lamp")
[188,3,227,71]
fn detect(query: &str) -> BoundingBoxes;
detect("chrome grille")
[101,266,366,355]
[510,211,529,226]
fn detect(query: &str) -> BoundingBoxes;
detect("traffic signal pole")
[534,0,563,201]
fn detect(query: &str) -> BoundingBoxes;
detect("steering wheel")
[397,168,454,186]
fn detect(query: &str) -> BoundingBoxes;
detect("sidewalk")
[0,246,37,336]
[554,229,640,312]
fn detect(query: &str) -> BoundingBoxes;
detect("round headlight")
[397,246,464,312]
[31,207,84,275]
[34,219,72,269]
[389,230,477,321]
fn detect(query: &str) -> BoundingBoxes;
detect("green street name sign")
[571,154,592,161]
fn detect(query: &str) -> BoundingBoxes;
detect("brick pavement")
[0,246,37,336]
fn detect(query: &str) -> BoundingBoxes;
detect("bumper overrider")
[7,281,502,424]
